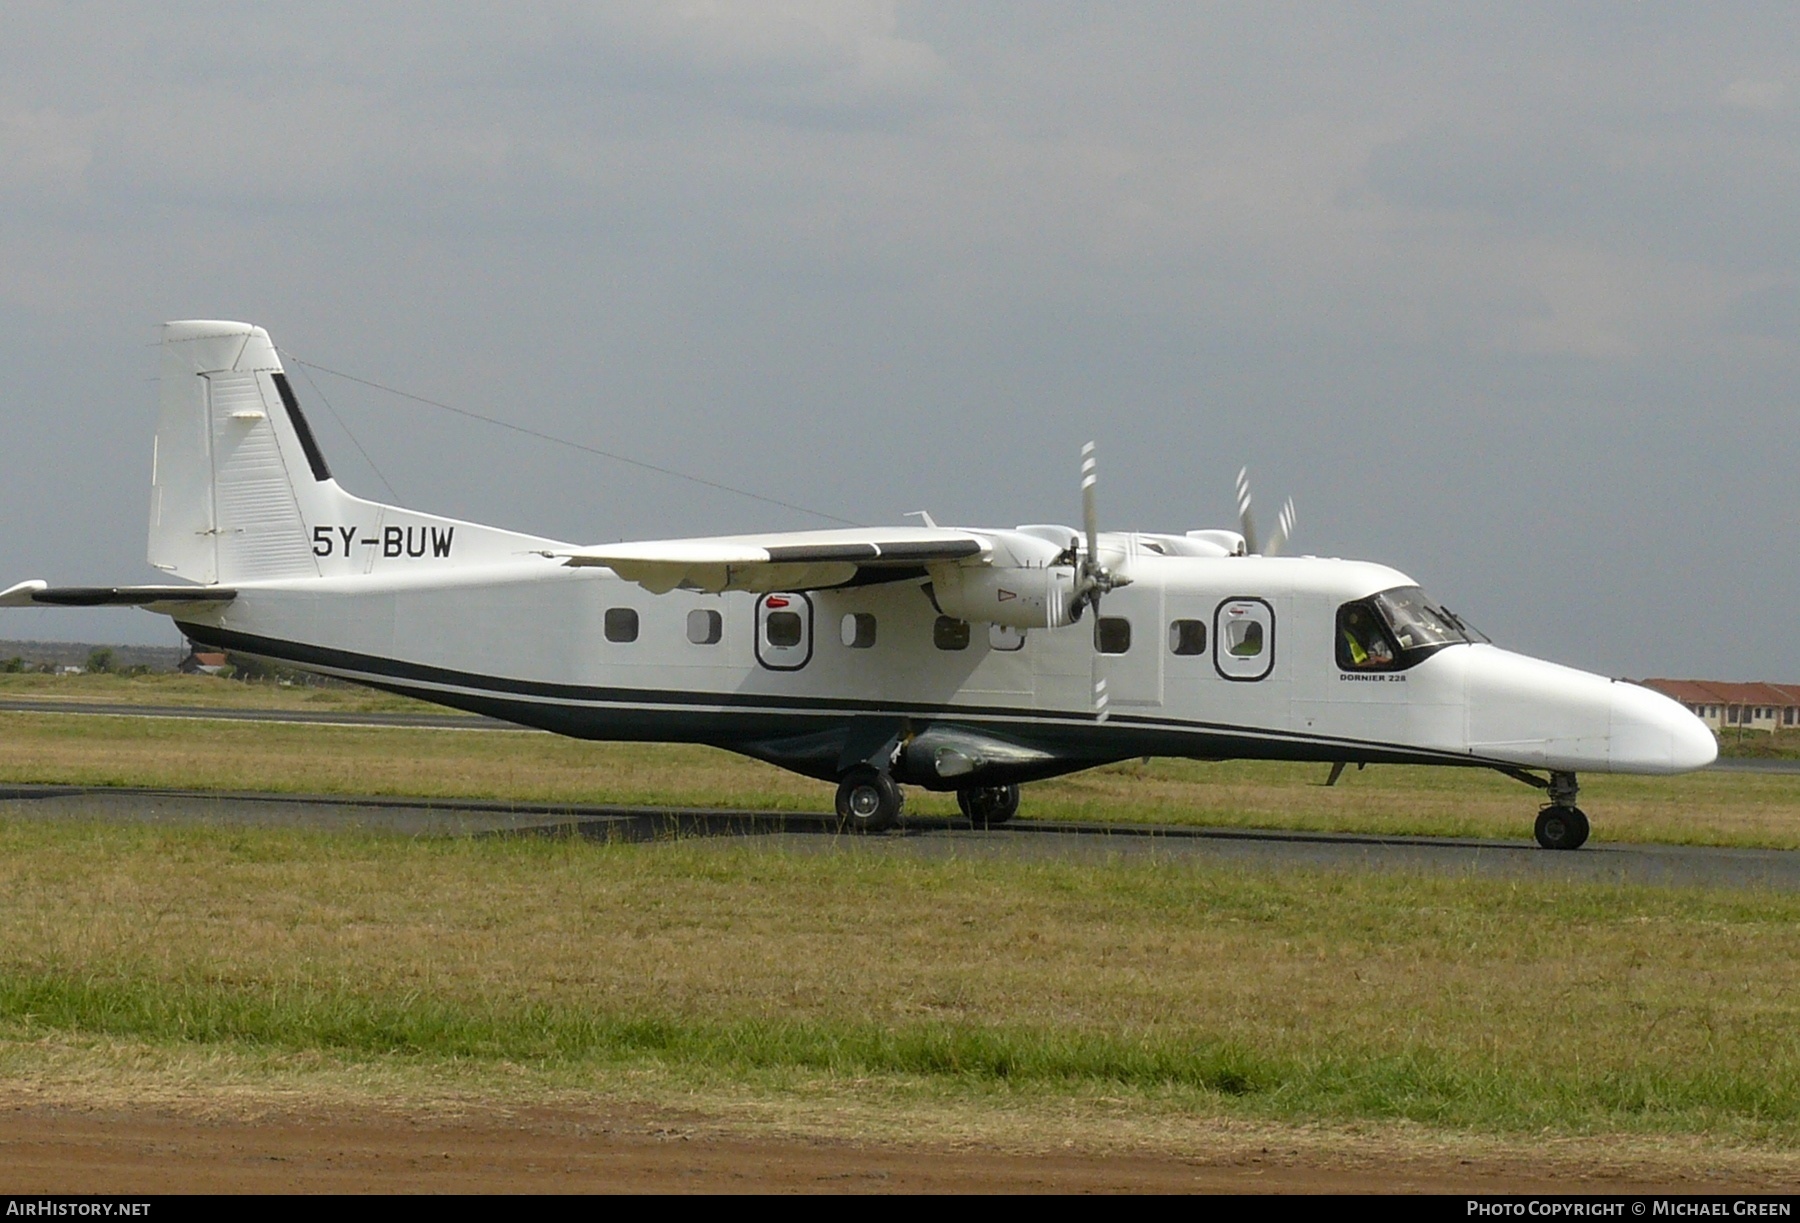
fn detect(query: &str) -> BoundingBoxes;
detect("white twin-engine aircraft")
[2,321,1716,848]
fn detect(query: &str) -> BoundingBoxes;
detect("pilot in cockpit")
[1339,605,1395,669]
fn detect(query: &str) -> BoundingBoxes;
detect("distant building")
[1640,679,1800,734]
[177,650,229,676]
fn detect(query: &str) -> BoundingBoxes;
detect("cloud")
[4,3,1800,676]
[1722,78,1787,110]
[527,1,954,129]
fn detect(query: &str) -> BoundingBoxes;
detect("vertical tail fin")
[149,320,560,584]
[150,321,336,583]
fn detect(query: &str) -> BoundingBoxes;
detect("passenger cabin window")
[1096,617,1131,655]
[989,623,1026,652]
[841,613,876,649]
[687,608,722,645]
[604,607,639,643]
[1169,619,1206,656]
[766,612,803,648]
[933,616,971,651]
[1336,586,1474,673]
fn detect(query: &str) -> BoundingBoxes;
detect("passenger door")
[755,592,813,671]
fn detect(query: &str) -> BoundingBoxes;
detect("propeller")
[1268,496,1297,557]
[1234,467,1297,557]
[1070,441,1130,622]
[1075,441,1133,723]
[1234,467,1259,556]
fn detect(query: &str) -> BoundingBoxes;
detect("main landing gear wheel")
[957,784,1021,828]
[835,767,903,834]
[1534,805,1590,851]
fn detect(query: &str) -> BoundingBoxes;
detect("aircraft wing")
[555,528,991,594]
[0,581,237,611]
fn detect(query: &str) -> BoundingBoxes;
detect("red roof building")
[1640,679,1800,733]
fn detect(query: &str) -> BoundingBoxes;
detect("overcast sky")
[2,2,1796,680]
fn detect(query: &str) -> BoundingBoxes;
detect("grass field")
[4,673,1800,1165]
[0,670,454,714]
[1,818,1799,1154]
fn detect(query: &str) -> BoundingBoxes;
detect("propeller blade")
[1092,658,1111,724]
[1267,497,1297,557]
[1082,441,1099,572]
[1234,466,1260,556]
[1071,441,1129,622]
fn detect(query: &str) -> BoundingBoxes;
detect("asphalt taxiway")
[2,783,1796,891]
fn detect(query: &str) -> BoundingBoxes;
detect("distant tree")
[84,647,115,674]
[0,657,22,673]
[225,652,287,682]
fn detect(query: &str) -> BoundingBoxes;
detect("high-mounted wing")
[554,527,991,594]
[0,581,237,611]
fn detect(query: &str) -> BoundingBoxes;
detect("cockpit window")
[1373,588,1465,653]
[1336,586,1474,672]
[1337,603,1396,670]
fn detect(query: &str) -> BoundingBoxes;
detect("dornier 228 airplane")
[1,321,1717,848]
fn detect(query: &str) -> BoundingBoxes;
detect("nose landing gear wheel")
[956,784,1021,828]
[1534,804,1590,850]
[835,767,903,834]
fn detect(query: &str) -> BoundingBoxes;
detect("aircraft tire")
[957,784,1021,828]
[1534,804,1590,850]
[836,768,902,834]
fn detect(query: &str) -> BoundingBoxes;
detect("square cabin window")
[1095,617,1131,655]
[933,616,971,651]
[687,608,722,645]
[841,613,877,649]
[765,611,804,649]
[989,623,1026,652]
[604,607,639,643]
[1169,619,1207,656]
[1226,618,1264,658]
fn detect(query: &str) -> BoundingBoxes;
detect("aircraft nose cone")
[1609,681,1719,774]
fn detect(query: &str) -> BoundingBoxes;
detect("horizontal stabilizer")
[0,581,236,610]
[557,528,989,594]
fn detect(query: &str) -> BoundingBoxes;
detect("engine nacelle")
[928,562,1078,630]
[897,723,1059,788]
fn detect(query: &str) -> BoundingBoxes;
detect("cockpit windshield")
[1336,586,1480,672]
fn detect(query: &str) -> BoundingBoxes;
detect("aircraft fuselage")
[172,549,1715,789]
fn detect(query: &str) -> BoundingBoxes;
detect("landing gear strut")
[957,784,1021,828]
[835,766,903,834]
[1534,770,1590,851]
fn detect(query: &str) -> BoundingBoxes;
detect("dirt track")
[0,1103,1785,1194]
